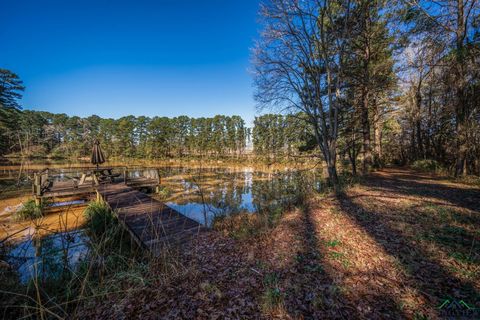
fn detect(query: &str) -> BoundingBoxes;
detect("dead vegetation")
[71,168,480,319]
[1,167,478,319]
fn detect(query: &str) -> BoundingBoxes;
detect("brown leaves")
[76,169,480,319]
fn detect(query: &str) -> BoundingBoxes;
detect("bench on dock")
[33,167,161,200]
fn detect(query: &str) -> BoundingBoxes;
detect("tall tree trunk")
[372,99,382,168]
[411,127,416,161]
[416,119,423,159]
[415,91,424,159]
[425,85,433,158]
[326,144,339,191]
[455,120,467,176]
[454,0,467,177]
[373,121,382,166]
[348,140,357,176]
[313,123,339,191]
[361,90,371,174]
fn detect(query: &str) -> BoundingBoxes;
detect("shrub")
[156,186,172,199]
[49,146,68,159]
[411,159,442,172]
[14,199,44,220]
[83,201,115,236]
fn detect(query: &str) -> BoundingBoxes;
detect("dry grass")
[1,168,479,319]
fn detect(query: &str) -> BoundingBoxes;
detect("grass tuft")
[83,200,115,236]
[261,272,284,312]
[14,199,44,220]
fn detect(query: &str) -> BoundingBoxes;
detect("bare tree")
[253,0,354,189]
[402,0,480,175]
[399,41,441,159]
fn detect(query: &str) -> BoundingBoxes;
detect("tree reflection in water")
[7,230,89,284]
[157,167,322,226]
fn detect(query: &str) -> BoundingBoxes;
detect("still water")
[157,166,321,226]
[6,230,89,283]
[1,165,323,283]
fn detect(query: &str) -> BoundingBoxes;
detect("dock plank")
[41,177,158,199]
[98,183,203,254]
[35,173,202,254]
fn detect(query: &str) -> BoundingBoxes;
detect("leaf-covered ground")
[78,169,480,319]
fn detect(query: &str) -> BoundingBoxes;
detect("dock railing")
[32,166,162,201]
[123,166,161,190]
[33,168,50,197]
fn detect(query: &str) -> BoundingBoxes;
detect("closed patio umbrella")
[91,139,106,169]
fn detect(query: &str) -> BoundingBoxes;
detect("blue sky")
[0,0,261,125]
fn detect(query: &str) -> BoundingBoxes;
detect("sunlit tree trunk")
[361,89,371,174]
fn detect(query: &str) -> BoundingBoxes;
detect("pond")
[156,166,322,226]
[0,164,325,283]
[6,229,89,284]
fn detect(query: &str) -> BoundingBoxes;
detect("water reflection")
[156,167,322,226]
[7,230,89,284]
[1,165,324,282]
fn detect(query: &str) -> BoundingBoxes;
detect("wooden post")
[96,190,102,202]
[33,173,37,195]
[93,174,99,186]
[156,169,161,193]
[124,168,128,185]
[34,173,41,196]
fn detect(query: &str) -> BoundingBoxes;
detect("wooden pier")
[32,167,203,254]
[33,167,161,201]
[98,183,203,254]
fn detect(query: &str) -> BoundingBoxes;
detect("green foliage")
[156,186,172,199]
[253,113,314,160]
[261,272,284,312]
[83,200,141,259]
[14,199,44,220]
[411,159,442,172]
[325,239,341,248]
[1,111,248,159]
[83,201,115,236]
[0,69,25,110]
[449,252,477,264]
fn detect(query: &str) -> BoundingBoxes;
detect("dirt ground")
[77,169,480,319]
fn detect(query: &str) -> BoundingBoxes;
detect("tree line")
[0,69,319,161]
[253,113,318,160]
[0,104,317,160]
[0,102,250,159]
[1,0,480,186]
[0,69,314,160]
[253,0,480,187]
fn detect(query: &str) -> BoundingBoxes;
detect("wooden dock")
[98,183,203,255]
[34,167,160,200]
[32,167,203,254]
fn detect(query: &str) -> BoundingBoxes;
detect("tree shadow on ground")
[335,190,480,317]
[271,205,404,319]
[364,169,480,212]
